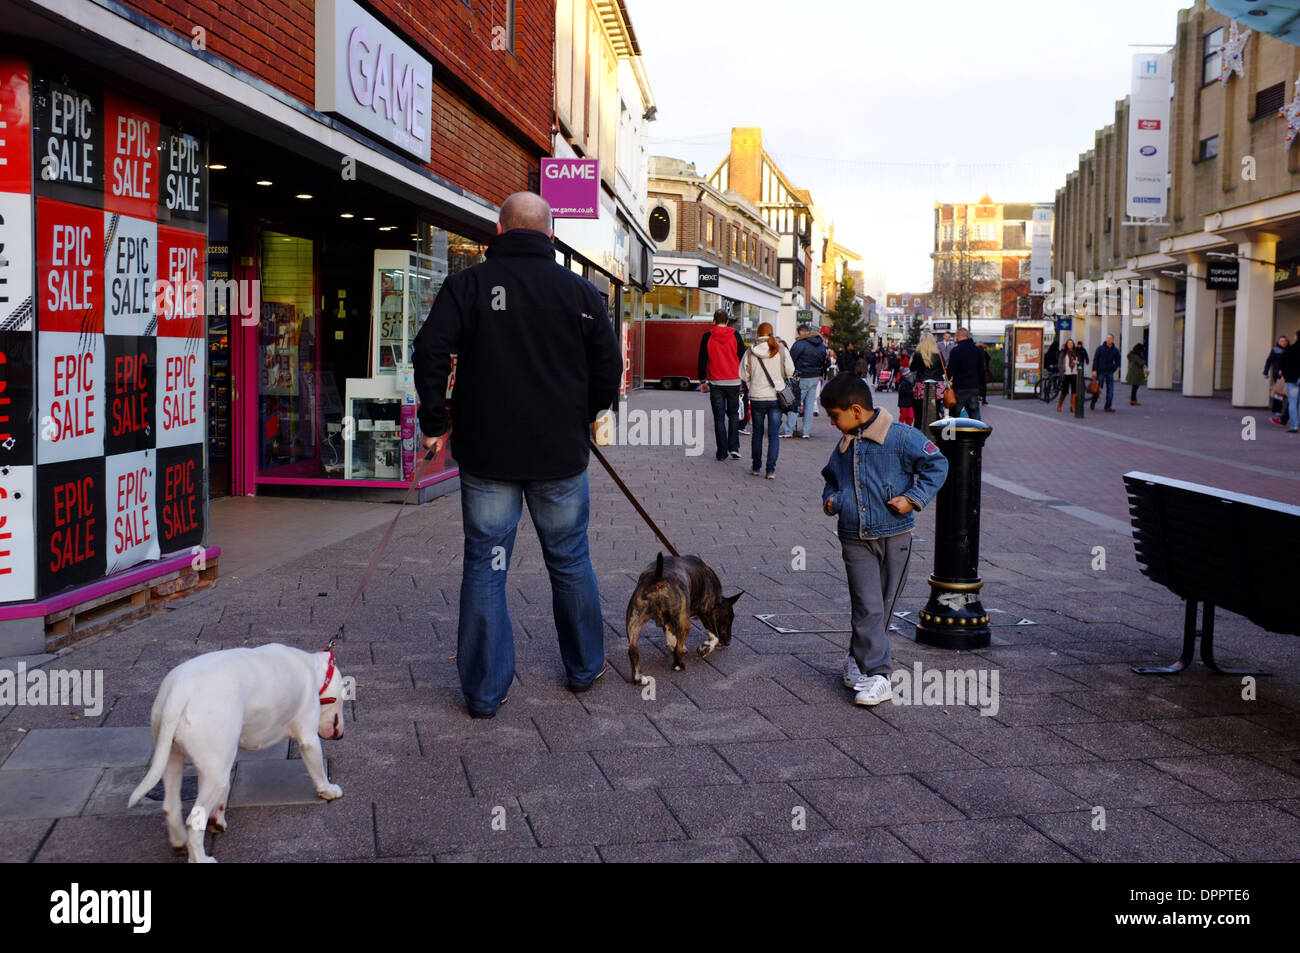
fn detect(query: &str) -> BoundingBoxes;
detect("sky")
[631,0,1192,295]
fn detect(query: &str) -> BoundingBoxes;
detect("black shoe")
[569,662,607,693]
[468,695,507,719]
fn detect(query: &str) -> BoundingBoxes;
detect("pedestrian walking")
[946,327,984,420]
[1265,335,1290,427]
[1057,339,1081,413]
[864,347,878,384]
[938,331,955,362]
[896,362,916,426]
[818,375,948,707]
[1074,340,1090,373]
[782,323,827,438]
[740,322,796,478]
[697,309,747,461]
[1282,331,1300,433]
[1126,342,1147,407]
[910,333,946,427]
[1091,333,1122,412]
[413,192,622,718]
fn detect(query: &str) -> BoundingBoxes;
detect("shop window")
[258,231,318,476]
[706,215,714,247]
[1256,82,1285,117]
[1198,135,1220,161]
[1203,27,1224,87]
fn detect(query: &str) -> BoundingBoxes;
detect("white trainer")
[854,675,893,707]
[843,653,871,691]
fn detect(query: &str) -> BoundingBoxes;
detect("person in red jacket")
[698,310,748,461]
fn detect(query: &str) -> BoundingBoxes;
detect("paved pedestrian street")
[2,388,1298,863]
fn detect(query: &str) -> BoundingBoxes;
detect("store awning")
[1207,2,1300,44]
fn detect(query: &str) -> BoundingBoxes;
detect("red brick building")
[0,0,554,645]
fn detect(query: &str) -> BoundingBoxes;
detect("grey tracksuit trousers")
[841,532,913,677]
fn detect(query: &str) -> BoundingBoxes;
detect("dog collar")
[319,647,337,705]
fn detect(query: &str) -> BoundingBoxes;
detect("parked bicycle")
[1034,372,1062,403]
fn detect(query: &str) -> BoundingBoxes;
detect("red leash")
[333,449,438,645]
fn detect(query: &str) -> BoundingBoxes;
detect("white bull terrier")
[128,644,346,863]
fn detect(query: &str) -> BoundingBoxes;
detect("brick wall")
[119,0,554,206]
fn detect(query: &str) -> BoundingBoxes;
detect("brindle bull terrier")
[625,553,744,684]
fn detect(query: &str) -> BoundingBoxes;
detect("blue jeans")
[708,384,741,459]
[750,400,783,475]
[782,377,820,436]
[457,469,605,713]
[1093,371,1115,409]
[955,388,982,421]
[1289,382,1300,432]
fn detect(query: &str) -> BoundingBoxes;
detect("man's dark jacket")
[947,338,984,390]
[1094,342,1121,375]
[790,333,828,378]
[1282,342,1300,384]
[412,228,621,481]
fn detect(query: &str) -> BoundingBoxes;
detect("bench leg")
[1197,604,1270,676]
[1133,601,1270,676]
[1132,600,1198,674]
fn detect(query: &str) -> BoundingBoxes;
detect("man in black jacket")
[1091,333,1121,412]
[413,192,622,718]
[782,324,827,438]
[1283,330,1300,434]
[946,328,984,420]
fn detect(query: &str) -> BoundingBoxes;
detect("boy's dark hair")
[713,309,731,325]
[820,372,874,412]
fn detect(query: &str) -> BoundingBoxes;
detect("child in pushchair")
[875,369,895,392]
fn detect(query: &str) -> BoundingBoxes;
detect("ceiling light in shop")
[296,193,313,200]
[363,216,375,221]
[208,164,227,171]
[340,213,355,219]
[378,226,396,231]
[256,179,273,186]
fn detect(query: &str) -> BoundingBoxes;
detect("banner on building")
[24,63,207,600]
[1127,54,1173,220]
[1030,206,1053,294]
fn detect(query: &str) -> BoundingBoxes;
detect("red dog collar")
[319,647,337,705]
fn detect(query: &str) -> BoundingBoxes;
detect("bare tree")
[931,226,977,329]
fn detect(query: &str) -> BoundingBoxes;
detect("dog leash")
[333,449,438,646]
[588,441,680,558]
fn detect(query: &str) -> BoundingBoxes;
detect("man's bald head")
[956,327,970,341]
[499,192,553,234]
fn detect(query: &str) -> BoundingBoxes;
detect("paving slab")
[1148,801,1300,862]
[942,726,1096,768]
[914,767,1090,819]
[2,726,154,770]
[375,796,534,856]
[590,745,742,790]
[1032,760,1213,809]
[713,739,867,783]
[659,782,830,838]
[598,836,763,863]
[1044,722,1206,760]
[748,828,922,863]
[1145,754,1300,801]
[0,818,55,862]
[1025,809,1229,863]
[517,790,686,847]
[793,775,966,828]
[649,708,788,745]
[832,731,988,776]
[0,768,101,820]
[35,813,193,863]
[230,758,332,807]
[891,816,1079,862]
[436,846,602,863]
[461,749,611,798]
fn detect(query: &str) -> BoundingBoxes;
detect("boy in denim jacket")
[819,375,948,706]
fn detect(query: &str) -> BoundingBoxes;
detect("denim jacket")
[821,409,949,540]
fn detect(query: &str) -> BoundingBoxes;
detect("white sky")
[632,0,1192,294]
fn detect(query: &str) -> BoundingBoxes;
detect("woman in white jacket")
[740,323,797,479]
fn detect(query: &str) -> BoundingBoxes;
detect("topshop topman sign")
[315,0,433,164]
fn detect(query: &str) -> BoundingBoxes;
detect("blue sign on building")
[1056,318,1073,331]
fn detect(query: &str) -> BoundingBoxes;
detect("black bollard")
[915,416,993,649]
[1074,366,1086,418]
[919,379,940,435]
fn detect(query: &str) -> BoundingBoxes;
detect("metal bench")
[1123,471,1300,675]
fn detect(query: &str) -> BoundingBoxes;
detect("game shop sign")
[0,59,208,603]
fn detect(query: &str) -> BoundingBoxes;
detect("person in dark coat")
[946,328,984,420]
[1091,333,1122,412]
[413,192,621,717]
